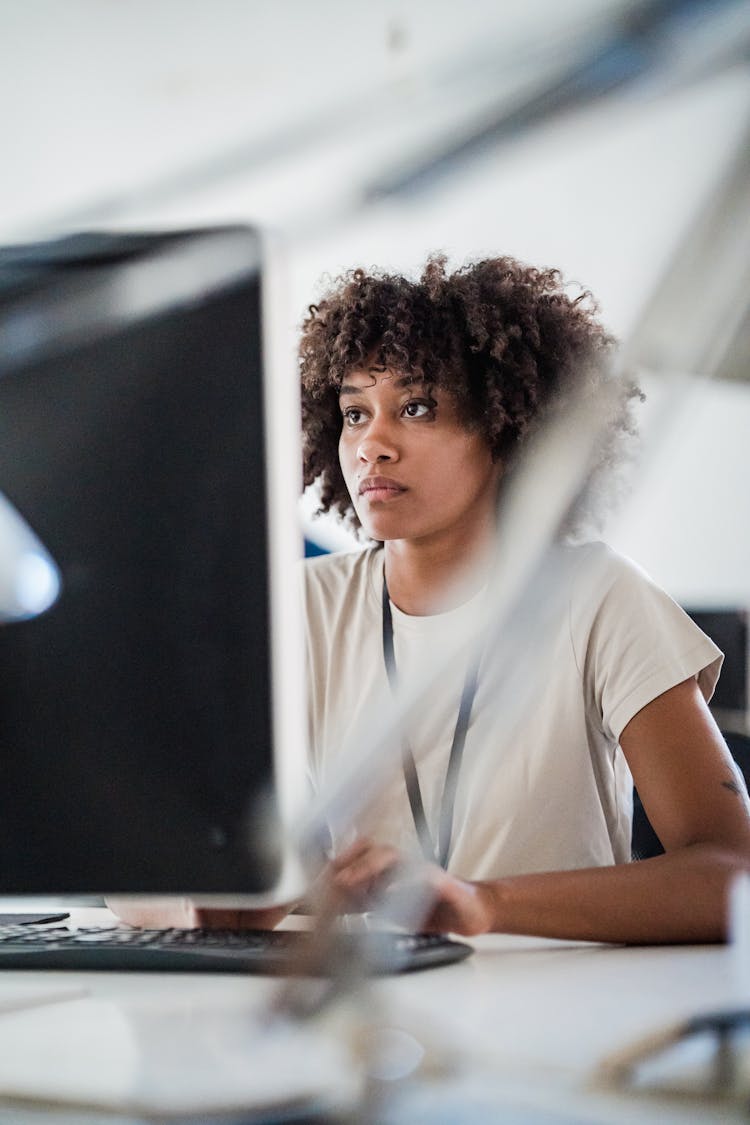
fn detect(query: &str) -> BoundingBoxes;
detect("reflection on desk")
[0,907,744,1123]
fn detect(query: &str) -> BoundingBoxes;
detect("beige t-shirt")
[303,543,722,879]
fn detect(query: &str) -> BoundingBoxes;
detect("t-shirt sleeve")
[575,547,724,743]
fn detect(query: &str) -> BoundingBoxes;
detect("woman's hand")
[105,896,291,930]
[328,837,494,937]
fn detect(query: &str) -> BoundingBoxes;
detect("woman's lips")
[358,476,407,502]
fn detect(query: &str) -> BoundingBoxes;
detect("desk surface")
[0,907,745,1123]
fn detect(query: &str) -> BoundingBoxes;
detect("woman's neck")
[383,530,495,617]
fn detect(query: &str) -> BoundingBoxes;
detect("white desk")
[0,907,745,1123]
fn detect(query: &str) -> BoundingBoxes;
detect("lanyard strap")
[381,576,481,869]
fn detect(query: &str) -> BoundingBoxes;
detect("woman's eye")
[342,407,365,426]
[403,400,434,419]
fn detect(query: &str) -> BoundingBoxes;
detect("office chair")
[631,731,750,860]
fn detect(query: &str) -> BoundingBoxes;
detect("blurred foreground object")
[0,491,61,623]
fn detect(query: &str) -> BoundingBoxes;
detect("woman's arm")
[330,678,750,943]
[104,897,293,930]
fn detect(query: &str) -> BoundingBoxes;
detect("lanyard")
[381,576,481,869]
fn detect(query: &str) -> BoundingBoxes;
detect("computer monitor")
[685,607,748,723]
[0,227,307,903]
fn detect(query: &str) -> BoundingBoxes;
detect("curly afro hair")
[300,254,639,532]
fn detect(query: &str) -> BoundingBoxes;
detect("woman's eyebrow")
[339,374,423,396]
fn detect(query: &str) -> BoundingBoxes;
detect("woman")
[300,254,750,943]
[113,254,750,939]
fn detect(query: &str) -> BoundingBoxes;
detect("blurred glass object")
[0,491,61,622]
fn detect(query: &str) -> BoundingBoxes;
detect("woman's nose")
[357,418,399,464]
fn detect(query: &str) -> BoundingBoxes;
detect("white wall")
[603,374,750,608]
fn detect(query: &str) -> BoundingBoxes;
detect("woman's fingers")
[328,839,404,908]
[332,847,400,885]
[190,905,292,930]
[324,838,493,935]
[105,897,292,930]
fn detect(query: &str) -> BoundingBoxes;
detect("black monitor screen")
[685,607,748,716]
[0,228,299,897]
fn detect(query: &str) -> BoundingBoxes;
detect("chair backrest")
[631,731,750,861]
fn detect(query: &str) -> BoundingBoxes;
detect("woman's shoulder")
[302,546,383,606]
[562,539,678,654]
[564,540,660,602]
[562,543,722,738]
[563,538,721,666]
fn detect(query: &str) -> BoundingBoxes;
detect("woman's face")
[338,365,502,546]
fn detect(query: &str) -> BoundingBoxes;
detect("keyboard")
[0,923,473,975]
